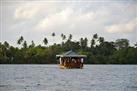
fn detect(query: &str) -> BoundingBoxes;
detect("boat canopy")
[56,50,87,58]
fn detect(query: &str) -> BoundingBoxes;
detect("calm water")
[0,65,137,91]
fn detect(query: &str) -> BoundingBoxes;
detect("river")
[0,65,137,91]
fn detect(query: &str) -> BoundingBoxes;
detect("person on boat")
[80,58,84,68]
[77,59,81,68]
[64,59,67,67]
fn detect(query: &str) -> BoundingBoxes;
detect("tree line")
[0,33,137,64]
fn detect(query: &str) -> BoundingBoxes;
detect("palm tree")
[29,40,35,48]
[91,33,98,47]
[4,41,9,49]
[61,33,64,42]
[17,36,24,45]
[63,35,66,40]
[84,38,88,48]
[98,37,104,44]
[52,32,55,44]
[80,38,84,49]
[93,33,98,39]
[68,34,72,41]
[43,38,48,46]
[91,39,95,48]
[80,38,88,50]
[61,33,66,43]
[61,33,63,37]
[23,41,27,48]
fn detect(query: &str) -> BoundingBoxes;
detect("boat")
[56,50,87,69]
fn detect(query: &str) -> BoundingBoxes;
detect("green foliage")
[80,38,88,50]
[115,39,129,50]
[0,34,137,64]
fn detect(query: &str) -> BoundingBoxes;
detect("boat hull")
[58,64,83,69]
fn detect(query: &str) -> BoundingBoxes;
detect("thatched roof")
[56,50,87,57]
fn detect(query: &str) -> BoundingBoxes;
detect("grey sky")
[0,0,137,46]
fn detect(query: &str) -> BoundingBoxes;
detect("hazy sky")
[0,0,137,46]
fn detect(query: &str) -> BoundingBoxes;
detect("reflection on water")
[0,65,137,91]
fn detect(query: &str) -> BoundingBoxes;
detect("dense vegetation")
[0,33,137,64]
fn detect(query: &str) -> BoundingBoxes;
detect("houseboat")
[56,50,87,69]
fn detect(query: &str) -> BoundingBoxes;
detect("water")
[0,65,137,91]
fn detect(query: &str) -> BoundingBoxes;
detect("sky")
[0,0,137,46]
